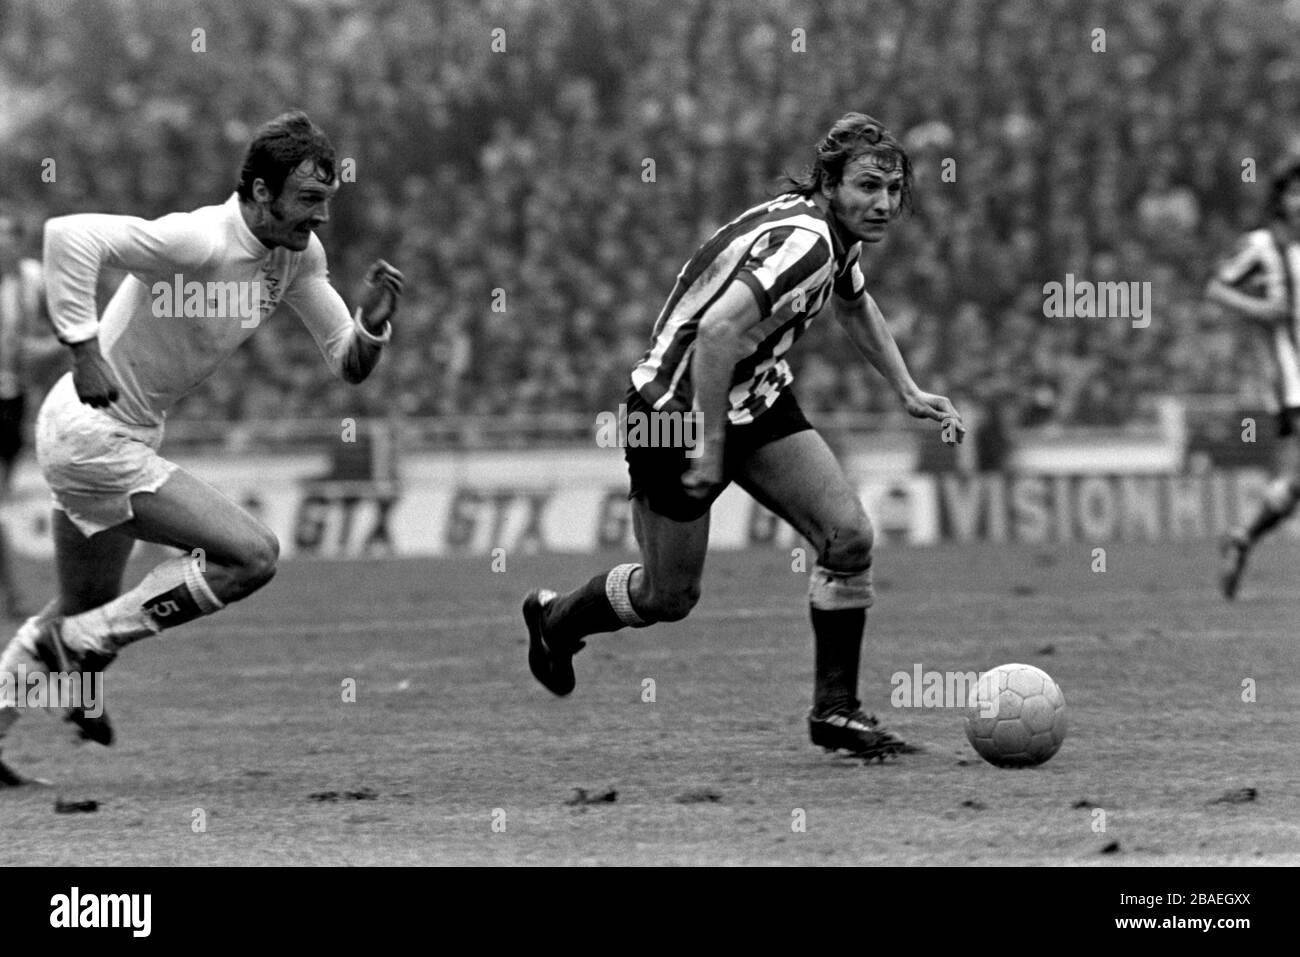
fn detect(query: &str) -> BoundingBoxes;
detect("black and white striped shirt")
[1217,227,1300,408]
[631,192,865,424]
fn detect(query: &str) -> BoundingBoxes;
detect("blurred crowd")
[2,0,1298,430]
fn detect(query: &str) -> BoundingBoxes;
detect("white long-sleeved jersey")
[43,193,367,426]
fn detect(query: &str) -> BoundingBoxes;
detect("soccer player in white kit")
[0,112,403,784]
[1209,157,1300,599]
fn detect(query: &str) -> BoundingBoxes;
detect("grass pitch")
[1,540,1296,866]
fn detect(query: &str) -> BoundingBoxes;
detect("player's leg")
[49,466,278,663]
[543,498,712,642]
[1221,412,1300,599]
[1253,428,1300,540]
[525,500,710,696]
[735,426,908,758]
[7,374,278,758]
[0,510,135,760]
[624,496,711,622]
[54,510,138,616]
[525,393,717,696]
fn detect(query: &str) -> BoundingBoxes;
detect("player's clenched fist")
[69,339,121,408]
[358,259,404,333]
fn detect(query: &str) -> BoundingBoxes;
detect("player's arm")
[682,281,764,499]
[833,290,964,441]
[1205,277,1288,325]
[684,227,838,497]
[43,212,214,407]
[1206,232,1290,326]
[282,245,403,385]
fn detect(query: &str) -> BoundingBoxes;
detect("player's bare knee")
[819,522,874,573]
[642,583,701,622]
[235,530,279,591]
[811,523,875,612]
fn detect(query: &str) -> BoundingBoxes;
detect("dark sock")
[1246,479,1300,543]
[543,572,627,648]
[811,607,866,715]
[143,582,210,630]
[1246,504,1293,543]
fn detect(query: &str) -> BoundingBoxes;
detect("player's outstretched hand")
[70,339,120,408]
[358,259,404,333]
[902,390,965,444]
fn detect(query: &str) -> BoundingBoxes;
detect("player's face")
[825,155,904,244]
[256,161,339,251]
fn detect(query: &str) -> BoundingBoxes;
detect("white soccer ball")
[965,663,1067,768]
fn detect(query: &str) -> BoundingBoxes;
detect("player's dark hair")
[782,112,913,214]
[236,110,337,202]
[1268,156,1300,222]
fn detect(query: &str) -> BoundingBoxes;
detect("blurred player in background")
[524,113,963,760]
[0,112,403,785]
[0,212,64,621]
[1208,157,1300,599]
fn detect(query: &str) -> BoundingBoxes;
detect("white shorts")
[35,373,177,536]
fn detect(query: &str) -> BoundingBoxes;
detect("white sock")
[0,602,59,738]
[61,556,224,656]
[9,599,61,654]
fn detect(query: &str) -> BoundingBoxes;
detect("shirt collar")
[226,192,272,259]
[808,194,856,264]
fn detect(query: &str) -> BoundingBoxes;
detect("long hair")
[236,110,337,201]
[782,112,913,214]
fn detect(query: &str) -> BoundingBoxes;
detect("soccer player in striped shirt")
[1210,157,1300,599]
[524,113,963,759]
[0,112,403,785]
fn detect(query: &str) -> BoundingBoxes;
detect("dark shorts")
[1279,407,1300,438]
[0,396,25,466]
[624,386,813,523]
